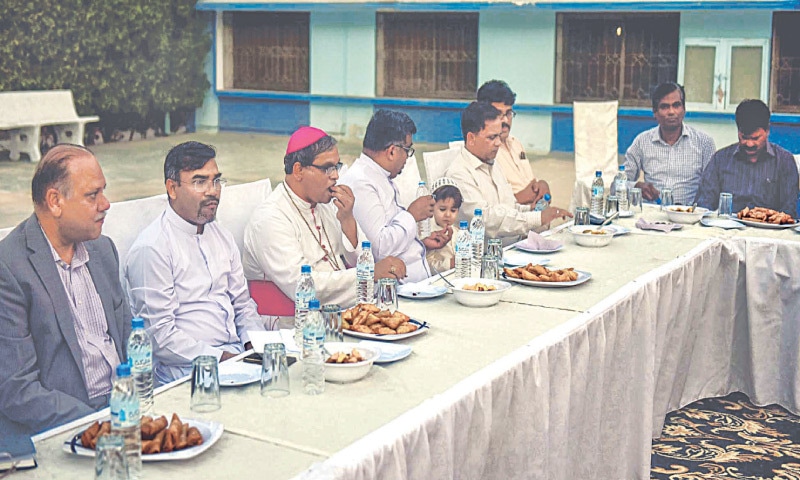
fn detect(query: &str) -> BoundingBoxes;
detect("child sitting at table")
[426,177,462,272]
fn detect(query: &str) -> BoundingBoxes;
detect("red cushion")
[248,280,295,317]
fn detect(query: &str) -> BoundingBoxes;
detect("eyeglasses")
[189,177,228,193]
[308,162,343,176]
[501,109,517,120]
[392,144,415,158]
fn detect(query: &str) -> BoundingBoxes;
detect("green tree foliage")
[0,0,211,134]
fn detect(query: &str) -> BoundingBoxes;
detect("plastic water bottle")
[294,265,316,346]
[613,166,629,212]
[469,209,485,278]
[416,181,431,239]
[356,241,374,304]
[455,220,471,279]
[127,318,153,417]
[533,193,551,212]
[302,299,325,395]
[110,362,141,480]
[590,170,605,216]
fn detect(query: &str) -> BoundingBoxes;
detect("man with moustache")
[125,141,264,384]
[340,110,447,283]
[445,102,571,244]
[624,82,716,205]
[696,99,798,217]
[0,144,131,435]
[477,80,551,205]
[243,126,406,308]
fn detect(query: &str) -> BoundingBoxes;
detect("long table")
[19,207,800,479]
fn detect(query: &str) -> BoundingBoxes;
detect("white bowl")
[450,277,512,308]
[569,225,614,247]
[664,205,709,224]
[324,342,378,383]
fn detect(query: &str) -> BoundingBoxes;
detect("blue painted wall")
[219,96,309,134]
[376,105,465,144]
[551,113,658,154]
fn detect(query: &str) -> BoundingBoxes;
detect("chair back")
[448,140,464,149]
[392,155,422,208]
[570,101,619,210]
[423,148,459,185]
[248,279,296,317]
[216,178,272,253]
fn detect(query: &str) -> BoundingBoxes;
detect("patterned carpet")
[651,392,800,479]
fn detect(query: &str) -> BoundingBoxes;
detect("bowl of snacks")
[568,225,614,247]
[664,205,709,224]
[323,343,379,383]
[450,277,512,308]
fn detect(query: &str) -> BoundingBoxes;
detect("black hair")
[283,135,338,174]
[461,102,502,140]
[164,141,216,183]
[433,185,462,208]
[362,110,417,151]
[651,82,686,112]
[477,80,516,106]
[735,99,771,135]
[31,144,93,206]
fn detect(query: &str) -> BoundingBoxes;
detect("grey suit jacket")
[0,214,132,435]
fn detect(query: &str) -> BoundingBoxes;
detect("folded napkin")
[635,218,683,233]
[516,231,564,250]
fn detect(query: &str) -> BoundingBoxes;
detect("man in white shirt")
[340,110,448,282]
[477,80,551,206]
[125,141,264,384]
[445,102,571,243]
[243,126,406,307]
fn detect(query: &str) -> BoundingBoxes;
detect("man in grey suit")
[0,144,131,435]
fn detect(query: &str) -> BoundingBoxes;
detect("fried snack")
[737,206,795,225]
[326,348,366,364]
[142,429,166,454]
[351,324,373,334]
[463,283,497,291]
[381,312,407,330]
[504,264,579,283]
[376,327,396,335]
[341,304,416,335]
[81,421,101,449]
[177,424,189,450]
[364,313,382,326]
[395,323,418,334]
[141,415,168,439]
[186,427,203,447]
[163,413,183,453]
[581,229,609,235]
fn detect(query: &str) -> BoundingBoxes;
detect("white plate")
[512,243,564,254]
[63,418,224,462]
[358,340,412,363]
[618,210,634,218]
[502,270,592,288]
[605,225,631,236]
[397,283,448,299]
[503,251,550,267]
[735,217,800,229]
[343,319,429,342]
[218,361,261,387]
[700,216,745,229]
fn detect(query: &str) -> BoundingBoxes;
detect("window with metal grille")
[556,13,679,106]
[225,12,309,92]
[772,12,800,113]
[377,13,478,99]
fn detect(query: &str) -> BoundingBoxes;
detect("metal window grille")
[771,12,800,113]
[556,13,679,106]
[231,12,309,92]
[378,13,478,100]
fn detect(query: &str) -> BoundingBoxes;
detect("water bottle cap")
[116,362,131,377]
[619,165,625,171]
[595,170,602,176]
[656,198,662,205]
[361,240,371,249]
[301,265,311,273]
[474,208,482,216]
[543,193,551,201]
[418,181,425,186]
[309,299,320,309]
[132,318,145,330]
[459,220,468,228]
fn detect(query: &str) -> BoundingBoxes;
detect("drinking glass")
[377,278,398,313]
[261,343,290,398]
[190,355,221,413]
[660,189,674,210]
[629,188,643,213]
[718,192,733,217]
[482,255,499,280]
[487,238,503,272]
[574,207,590,226]
[95,435,129,480]
[322,304,343,343]
[605,195,619,217]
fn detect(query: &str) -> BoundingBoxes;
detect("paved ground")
[0,131,577,229]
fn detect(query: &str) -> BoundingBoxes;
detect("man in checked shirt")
[623,82,716,205]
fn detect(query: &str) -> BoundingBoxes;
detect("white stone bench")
[0,90,99,162]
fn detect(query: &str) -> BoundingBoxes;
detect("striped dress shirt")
[48,240,120,399]
[624,124,716,205]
